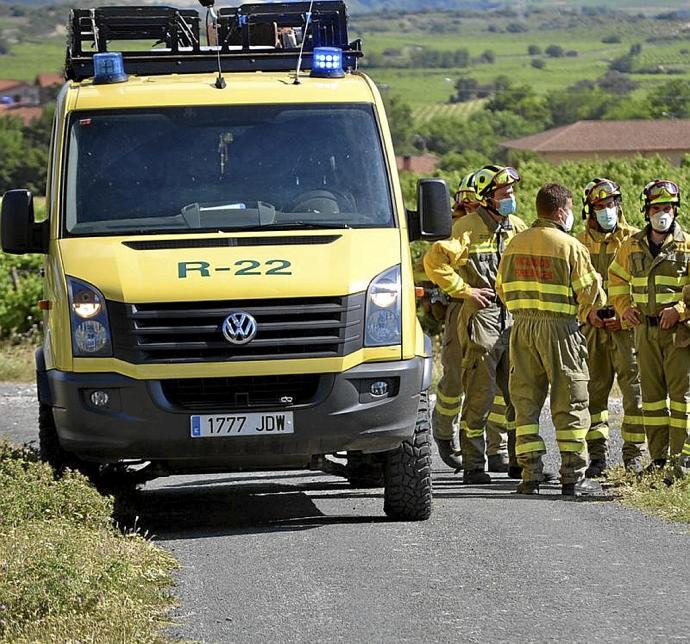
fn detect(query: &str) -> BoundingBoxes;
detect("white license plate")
[190,412,294,438]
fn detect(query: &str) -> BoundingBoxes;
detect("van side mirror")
[406,179,451,242]
[1,190,48,254]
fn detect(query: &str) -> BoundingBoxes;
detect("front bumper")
[46,357,428,471]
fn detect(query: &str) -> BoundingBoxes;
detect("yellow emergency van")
[0,1,450,520]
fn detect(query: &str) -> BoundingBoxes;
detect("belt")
[645,315,659,326]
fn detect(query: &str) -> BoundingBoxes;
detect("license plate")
[190,412,294,438]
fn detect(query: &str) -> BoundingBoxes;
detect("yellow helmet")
[582,178,621,219]
[640,179,681,212]
[473,164,520,201]
[454,171,479,206]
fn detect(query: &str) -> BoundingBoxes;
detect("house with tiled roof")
[501,120,690,166]
[396,153,440,174]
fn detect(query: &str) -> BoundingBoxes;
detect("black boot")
[487,453,509,473]
[585,458,607,478]
[562,478,602,496]
[463,470,491,484]
[507,465,522,479]
[516,480,540,495]
[434,437,462,470]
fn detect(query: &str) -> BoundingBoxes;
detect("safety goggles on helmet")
[640,179,681,211]
[454,172,479,205]
[585,179,621,205]
[474,165,520,199]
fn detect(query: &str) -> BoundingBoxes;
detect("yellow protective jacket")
[423,206,527,299]
[496,218,605,323]
[608,223,690,321]
[576,218,639,328]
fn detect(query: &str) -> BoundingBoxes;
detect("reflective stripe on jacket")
[496,218,605,322]
[608,223,690,320]
[423,206,527,298]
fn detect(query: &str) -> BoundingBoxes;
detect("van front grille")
[161,374,326,411]
[108,293,365,363]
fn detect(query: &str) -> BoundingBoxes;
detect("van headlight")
[365,265,401,347]
[68,277,113,357]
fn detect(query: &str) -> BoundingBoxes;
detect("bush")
[527,44,542,56]
[531,58,546,69]
[602,34,621,44]
[545,44,564,58]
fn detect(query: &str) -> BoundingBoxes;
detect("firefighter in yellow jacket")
[608,180,690,473]
[425,165,526,484]
[428,172,511,472]
[576,179,646,476]
[496,183,606,495]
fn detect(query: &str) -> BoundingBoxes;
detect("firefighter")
[608,180,690,473]
[496,183,606,495]
[428,172,480,470]
[425,165,525,484]
[428,173,511,472]
[577,178,646,476]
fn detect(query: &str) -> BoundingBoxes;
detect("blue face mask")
[594,206,618,231]
[496,196,516,217]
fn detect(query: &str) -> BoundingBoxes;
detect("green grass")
[0,440,179,641]
[0,339,37,382]
[606,465,690,524]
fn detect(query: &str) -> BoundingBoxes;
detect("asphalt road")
[2,384,689,643]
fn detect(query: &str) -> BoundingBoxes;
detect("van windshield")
[64,104,394,235]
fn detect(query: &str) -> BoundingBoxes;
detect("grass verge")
[0,339,37,382]
[605,465,690,524]
[0,440,178,642]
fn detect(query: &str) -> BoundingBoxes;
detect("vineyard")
[412,100,485,123]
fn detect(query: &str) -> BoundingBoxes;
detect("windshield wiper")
[238,222,352,231]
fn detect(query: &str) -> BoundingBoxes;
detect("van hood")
[58,229,401,302]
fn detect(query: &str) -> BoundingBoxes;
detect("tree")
[381,94,415,154]
[648,79,690,118]
[545,44,564,58]
[0,38,10,55]
[527,44,541,56]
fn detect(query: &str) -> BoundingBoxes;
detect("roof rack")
[65,2,362,81]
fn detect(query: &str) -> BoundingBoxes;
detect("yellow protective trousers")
[509,315,589,484]
[460,326,513,472]
[634,321,690,461]
[582,325,645,462]
[433,302,463,441]
[432,302,509,457]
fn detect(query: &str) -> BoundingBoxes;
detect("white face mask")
[563,208,574,233]
[594,207,618,231]
[650,210,674,233]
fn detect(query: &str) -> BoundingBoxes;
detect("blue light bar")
[93,52,128,85]
[310,47,344,78]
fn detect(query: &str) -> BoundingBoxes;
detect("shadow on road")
[112,474,387,540]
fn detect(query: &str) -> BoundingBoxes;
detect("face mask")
[650,210,673,233]
[594,207,618,231]
[563,209,574,233]
[496,196,516,217]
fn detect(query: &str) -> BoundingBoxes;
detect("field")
[2,5,690,110]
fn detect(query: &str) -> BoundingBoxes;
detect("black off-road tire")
[345,452,384,488]
[382,391,433,521]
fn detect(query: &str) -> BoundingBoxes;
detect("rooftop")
[501,119,690,153]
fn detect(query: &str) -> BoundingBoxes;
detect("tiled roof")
[0,105,44,125]
[34,73,64,88]
[501,120,690,153]
[0,79,27,93]
[396,153,440,174]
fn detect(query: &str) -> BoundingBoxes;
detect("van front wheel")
[382,391,433,521]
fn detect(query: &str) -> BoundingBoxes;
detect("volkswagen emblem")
[221,311,257,345]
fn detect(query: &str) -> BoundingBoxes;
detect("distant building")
[34,73,64,103]
[0,79,38,105]
[501,119,690,166]
[396,153,440,174]
[0,105,44,125]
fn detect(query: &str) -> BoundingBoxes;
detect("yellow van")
[1,1,450,520]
